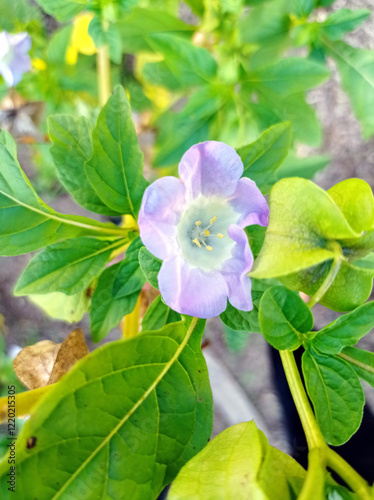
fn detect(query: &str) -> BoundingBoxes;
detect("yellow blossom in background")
[32,58,46,71]
[135,53,171,111]
[66,12,97,65]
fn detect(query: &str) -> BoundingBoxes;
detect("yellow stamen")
[210,216,217,225]
[206,246,213,251]
[192,238,201,248]
[204,230,210,236]
[216,233,224,239]
[195,221,202,226]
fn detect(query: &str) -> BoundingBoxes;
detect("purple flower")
[138,141,269,318]
[0,32,32,87]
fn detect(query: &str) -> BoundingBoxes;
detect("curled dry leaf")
[13,329,89,390]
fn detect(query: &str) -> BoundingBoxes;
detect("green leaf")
[327,178,374,233]
[325,41,374,139]
[0,319,213,499]
[139,246,162,289]
[34,0,86,22]
[14,237,123,296]
[0,130,126,256]
[169,421,305,500]
[117,7,194,53]
[113,237,146,297]
[145,33,217,88]
[154,85,224,167]
[251,178,359,279]
[141,295,181,331]
[339,347,374,388]
[88,17,123,64]
[250,57,329,97]
[311,301,374,355]
[90,239,146,342]
[290,0,315,17]
[0,0,40,31]
[246,224,267,259]
[85,86,148,217]
[222,325,251,352]
[276,153,330,181]
[29,289,91,323]
[302,349,364,445]
[220,278,279,333]
[238,122,292,194]
[250,92,323,147]
[49,115,121,216]
[46,25,73,65]
[322,9,371,41]
[259,286,312,350]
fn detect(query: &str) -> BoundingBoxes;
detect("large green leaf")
[29,289,91,323]
[259,286,313,350]
[251,178,360,279]
[238,122,292,194]
[49,115,121,216]
[0,319,213,499]
[144,33,217,89]
[117,8,193,53]
[90,238,146,342]
[311,301,374,355]
[325,41,374,139]
[302,349,364,445]
[169,421,305,500]
[35,0,86,22]
[0,130,126,256]
[15,237,125,296]
[249,57,329,97]
[339,347,374,389]
[85,86,148,217]
[322,9,371,41]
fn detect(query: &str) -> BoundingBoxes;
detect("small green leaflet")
[321,9,371,41]
[15,237,125,296]
[0,130,126,256]
[169,421,306,500]
[141,295,181,331]
[238,121,292,194]
[302,349,364,446]
[259,286,313,350]
[139,247,162,288]
[90,237,146,342]
[0,319,213,499]
[311,301,374,355]
[339,347,374,389]
[85,86,148,217]
[324,41,374,139]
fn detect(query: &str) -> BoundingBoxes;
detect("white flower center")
[177,195,238,271]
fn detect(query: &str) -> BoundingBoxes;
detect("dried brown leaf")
[13,329,89,390]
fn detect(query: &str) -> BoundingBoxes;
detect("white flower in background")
[0,31,32,87]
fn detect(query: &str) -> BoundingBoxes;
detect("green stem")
[326,448,371,500]
[97,24,111,107]
[279,349,325,449]
[307,257,342,308]
[298,448,326,500]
